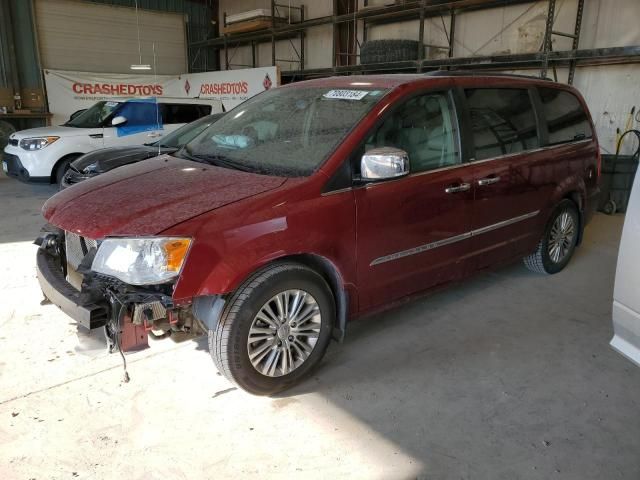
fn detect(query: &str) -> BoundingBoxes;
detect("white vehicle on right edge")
[610,167,640,366]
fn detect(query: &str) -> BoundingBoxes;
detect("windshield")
[153,114,221,148]
[184,86,388,176]
[65,101,122,128]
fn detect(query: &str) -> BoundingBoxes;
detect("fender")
[165,180,358,340]
[547,174,587,244]
[192,253,353,341]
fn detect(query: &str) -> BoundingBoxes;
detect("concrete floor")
[0,173,639,480]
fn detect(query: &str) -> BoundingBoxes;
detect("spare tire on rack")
[360,39,420,64]
[0,120,16,150]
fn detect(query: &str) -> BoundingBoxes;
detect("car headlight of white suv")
[19,136,59,151]
[91,237,192,285]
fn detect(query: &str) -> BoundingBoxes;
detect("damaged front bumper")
[36,246,109,329]
[35,229,207,353]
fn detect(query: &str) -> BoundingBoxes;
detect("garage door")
[35,0,187,75]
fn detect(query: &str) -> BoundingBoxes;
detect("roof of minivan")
[283,72,563,90]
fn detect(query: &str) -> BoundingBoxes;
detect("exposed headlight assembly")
[92,237,192,285]
[19,136,59,151]
[83,163,98,174]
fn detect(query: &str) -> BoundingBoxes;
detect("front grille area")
[2,153,25,179]
[65,231,98,270]
[8,138,18,147]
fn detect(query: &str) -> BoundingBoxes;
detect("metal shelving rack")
[191,0,640,84]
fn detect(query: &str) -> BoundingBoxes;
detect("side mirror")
[360,147,410,181]
[111,116,127,127]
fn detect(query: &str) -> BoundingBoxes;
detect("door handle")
[445,183,471,193]
[477,176,501,186]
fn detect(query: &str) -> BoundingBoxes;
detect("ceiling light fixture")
[130,0,149,71]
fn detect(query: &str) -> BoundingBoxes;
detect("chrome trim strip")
[469,210,540,236]
[321,187,354,197]
[370,210,540,266]
[370,231,472,266]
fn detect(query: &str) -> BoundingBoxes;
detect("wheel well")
[51,153,82,182]
[269,254,349,342]
[563,191,584,245]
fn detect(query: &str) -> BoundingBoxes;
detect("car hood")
[71,145,177,173]
[43,155,287,239]
[10,125,101,139]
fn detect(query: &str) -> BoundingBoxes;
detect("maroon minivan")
[36,72,600,395]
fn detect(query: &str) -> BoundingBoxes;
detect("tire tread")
[208,262,328,393]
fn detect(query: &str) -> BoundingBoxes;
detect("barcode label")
[323,90,369,100]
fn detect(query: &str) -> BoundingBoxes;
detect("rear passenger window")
[160,104,211,124]
[465,88,539,160]
[364,92,460,173]
[538,88,593,145]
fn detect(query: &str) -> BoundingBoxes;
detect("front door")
[463,87,548,270]
[355,90,474,311]
[103,99,163,147]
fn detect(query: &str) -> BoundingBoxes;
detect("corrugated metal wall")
[0,0,215,89]
[0,0,42,89]
[87,0,217,71]
[36,0,188,74]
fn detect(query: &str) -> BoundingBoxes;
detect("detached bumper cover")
[36,248,109,329]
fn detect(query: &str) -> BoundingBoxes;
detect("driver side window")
[365,91,460,173]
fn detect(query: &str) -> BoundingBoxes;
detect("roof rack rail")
[425,70,554,82]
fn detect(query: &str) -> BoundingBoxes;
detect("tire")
[523,200,580,274]
[209,262,335,396]
[602,199,617,215]
[54,156,77,185]
[0,120,16,150]
[360,39,420,64]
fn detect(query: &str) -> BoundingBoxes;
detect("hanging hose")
[108,292,131,383]
[616,129,640,158]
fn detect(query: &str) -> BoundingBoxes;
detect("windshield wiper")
[177,148,254,173]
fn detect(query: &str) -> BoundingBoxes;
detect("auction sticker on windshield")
[323,90,369,100]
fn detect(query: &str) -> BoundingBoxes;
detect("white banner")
[44,67,280,126]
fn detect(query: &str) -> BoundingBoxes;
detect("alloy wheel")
[548,211,575,263]
[247,289,322,377]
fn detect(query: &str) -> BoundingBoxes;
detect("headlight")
[19,136,59,151]
[92,237,192,285]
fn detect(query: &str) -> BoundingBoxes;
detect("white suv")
[3,97,222,183]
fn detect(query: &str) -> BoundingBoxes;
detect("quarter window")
[465,88,539,160]
[538,88,593,145]
[160,104,211,124]
[364,92,460,173]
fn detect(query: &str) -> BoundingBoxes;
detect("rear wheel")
[602,199,617,215]
[523,200,580,274]
[209,262,335,396]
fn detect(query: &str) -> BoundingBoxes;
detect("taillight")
[596,148,602,181]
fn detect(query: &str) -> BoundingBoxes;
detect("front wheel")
[208,262,335,395]
[523,200,580,274]
[54,156,77,185]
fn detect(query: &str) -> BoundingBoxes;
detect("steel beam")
[193,0,538,49]
[280,46,640,78]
